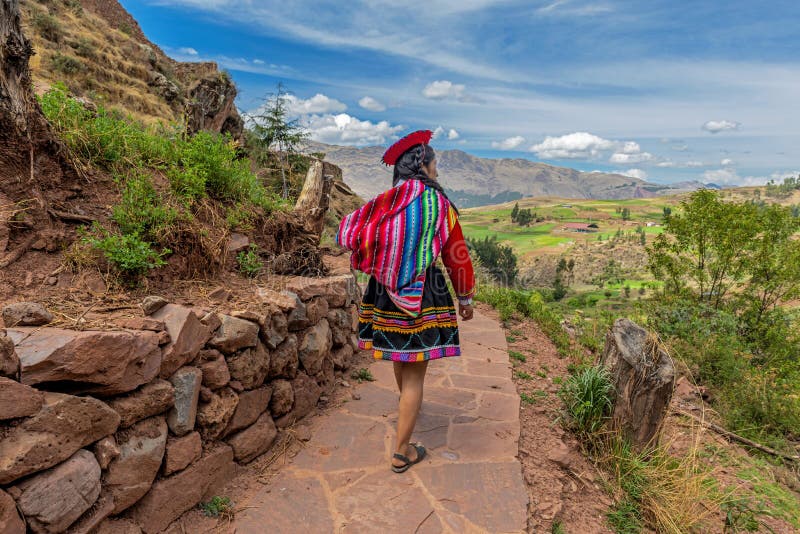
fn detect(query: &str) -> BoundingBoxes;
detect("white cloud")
[702,119,740,134]
[537,0,613,16]
[721,158,734,166]
[447,128,460,140]
[358,96,386,112]
[609,151,654,164]
[492,136,526,150]
[422,80,466,100]
[530,132,616,159]
[285,93,347,115]
[685,161,705,168]
[613,168,648,180]
[302,113,404,145]
[253,59,265,65]
[672,144,689,152]
[433,126,445,138]
[702,168,739,184]
[178,47,198,55]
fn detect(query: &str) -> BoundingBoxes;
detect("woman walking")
[337,130,476,473]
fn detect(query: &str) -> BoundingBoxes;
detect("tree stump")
[600,318,675,448]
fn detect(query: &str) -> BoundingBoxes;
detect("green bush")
[236,245,263,277]
[200,496,233,518]
[32,11,63,42]
[559,365,614,436]
[84,226,169,280]
[112,173,176,240]
[52,53,84,75]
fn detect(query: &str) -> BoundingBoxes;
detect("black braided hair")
[391,143,458,213]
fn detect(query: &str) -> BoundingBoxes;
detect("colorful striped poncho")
[336,179,456,317]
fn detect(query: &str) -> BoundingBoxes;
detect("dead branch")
[47,209,94,224]
[0,234,36,268]
[672,408,800,463]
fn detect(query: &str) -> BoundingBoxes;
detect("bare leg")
[393,361,404,392]
[392,361,429,468]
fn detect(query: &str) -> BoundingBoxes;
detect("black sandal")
[391,443,427,473]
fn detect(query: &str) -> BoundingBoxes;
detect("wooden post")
[600,318,676,448]
[293,159,332,239]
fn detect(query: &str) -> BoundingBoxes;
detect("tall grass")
[559,365,614,436]
[38,83,288,281]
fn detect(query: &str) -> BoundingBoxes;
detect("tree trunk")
[0,0,79,241]
[600,318,676,448]
[293,159,332,239]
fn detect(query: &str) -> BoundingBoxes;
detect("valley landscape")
[0,1,799,533]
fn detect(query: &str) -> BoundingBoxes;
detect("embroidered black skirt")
[357,265,461,362]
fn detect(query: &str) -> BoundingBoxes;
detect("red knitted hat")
[381,130,433,166]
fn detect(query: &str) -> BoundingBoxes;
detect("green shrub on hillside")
[559,365,613,436]
[83,225,169,281]
[112,172,177,240]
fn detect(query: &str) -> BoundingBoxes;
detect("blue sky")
[127,0,800,186]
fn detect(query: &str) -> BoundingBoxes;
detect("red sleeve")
[441,219,475,301]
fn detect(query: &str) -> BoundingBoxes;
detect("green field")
[460,196,671,260]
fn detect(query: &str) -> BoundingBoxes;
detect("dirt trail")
[477,303,614,533]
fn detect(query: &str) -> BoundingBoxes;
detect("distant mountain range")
[308,142,718,208]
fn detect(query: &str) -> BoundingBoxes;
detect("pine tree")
[250,83,309,199]
[511,202,519,222]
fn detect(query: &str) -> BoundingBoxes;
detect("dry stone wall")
[0,274,360,533]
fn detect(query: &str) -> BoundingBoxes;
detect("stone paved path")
[233,310,529,533]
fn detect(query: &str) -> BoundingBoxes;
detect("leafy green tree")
[648,190,759,307]
[662,206,672,219]
[250,83,309,198]
[740,204,800,323]
[511,202,519,222]
[621,207,631,221]
[467,236,518,285]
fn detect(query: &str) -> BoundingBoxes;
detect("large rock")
[166,367,202,436]
[331,344,354,371]
[0,393,119,484]
[269,379,294,417]
[0,333,20,379]
[327,308,351,348]
[0,376,43,420]
[16,450,101,533]
[305,297,329,326]
[260,308,288,349]
[285,292,309,331]
[276,373,321,428]
[6,328,161,396]
[196,387,239,440]
[65,494,115,534]
[226,343,270,389]
[151,304,211,378]
[226,413,277,463]
[0,489,25,534]
[600,318,676,448]
[224,386,271,437]
[207,314,259,354]
[2,302,53,327]
[163,432,201,476]
[297,319,331,375]
[197,349,230,389]
[140,296,168,316]
[102,416,168,514]
[256,288,297,312]
[284,275,359,307]
[107,379,174,428]
[268,334,298,379]
[129,445,235,534]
